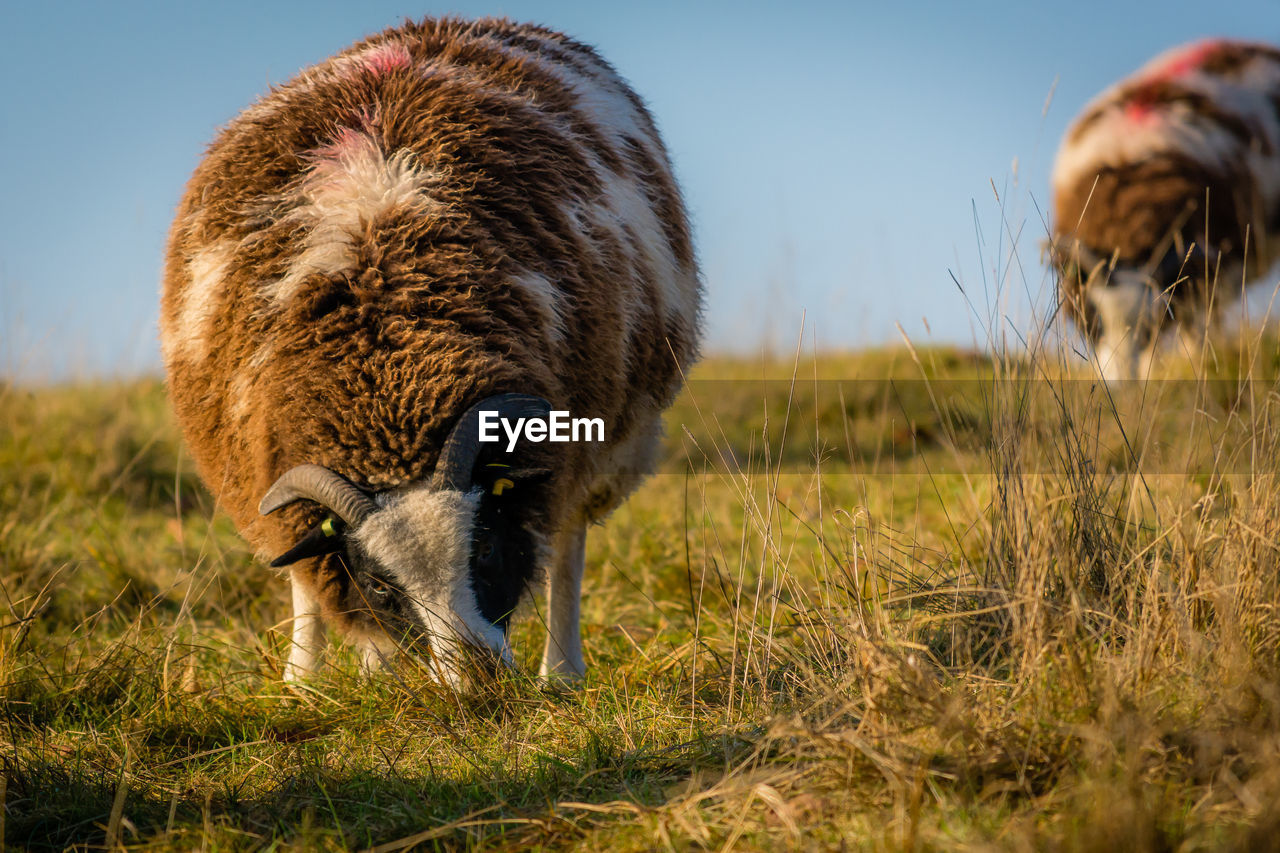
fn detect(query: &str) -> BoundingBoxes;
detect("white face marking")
[1089,275,1164,381]
[349,486,507,681]
[162,241,236,364]
[264,133,439,308]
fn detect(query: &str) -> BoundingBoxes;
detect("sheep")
[159,17,701,684]
[1050,39,1280,380]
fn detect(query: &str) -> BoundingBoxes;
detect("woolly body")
[1051,39,1280,379]
[160,17,701,679]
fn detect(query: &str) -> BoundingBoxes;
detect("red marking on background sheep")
[1144,40,1222,82]
[1050,38,1280,382]
[1124,98,1158,124]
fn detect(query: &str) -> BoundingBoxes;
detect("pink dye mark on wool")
[1123,94,1160,124]
[311,127,367,162]
[358,43,412,75]
[1143,39,1223,82]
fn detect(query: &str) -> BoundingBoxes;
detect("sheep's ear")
[474,463,552,497]
[270,517,346,567]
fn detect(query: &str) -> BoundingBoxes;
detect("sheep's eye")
[476,539,496,561]
[361,573,393,599]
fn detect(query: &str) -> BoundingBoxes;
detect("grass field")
[5,337,1280,850]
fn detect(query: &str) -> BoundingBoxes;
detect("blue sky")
[2,1,1274,379]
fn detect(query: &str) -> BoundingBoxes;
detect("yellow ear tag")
[321,517,338,537]
[491,478,515,496]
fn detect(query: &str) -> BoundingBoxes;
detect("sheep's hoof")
[538,661,585,690]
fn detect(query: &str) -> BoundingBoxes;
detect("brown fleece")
[1051,39,1280,333]
[160,17,702,632]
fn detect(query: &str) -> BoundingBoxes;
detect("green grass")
[4,337,1280,850]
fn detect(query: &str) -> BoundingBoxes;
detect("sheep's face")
[1055,243,1177,381]
[345,487,502,674]
[1085,269,1166,382]
[260,393,554,684]
[332,478,545,682]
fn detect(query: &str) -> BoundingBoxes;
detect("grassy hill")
[3,341,1280,850]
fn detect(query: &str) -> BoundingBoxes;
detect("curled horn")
[258,463,379,526]
[432,393,552,491]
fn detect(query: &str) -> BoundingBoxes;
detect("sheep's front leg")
[540,523,587,681]
[284,571,326,681]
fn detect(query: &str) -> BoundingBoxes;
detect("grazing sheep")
[159,17,701,684]
[1050,39,1280,380]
